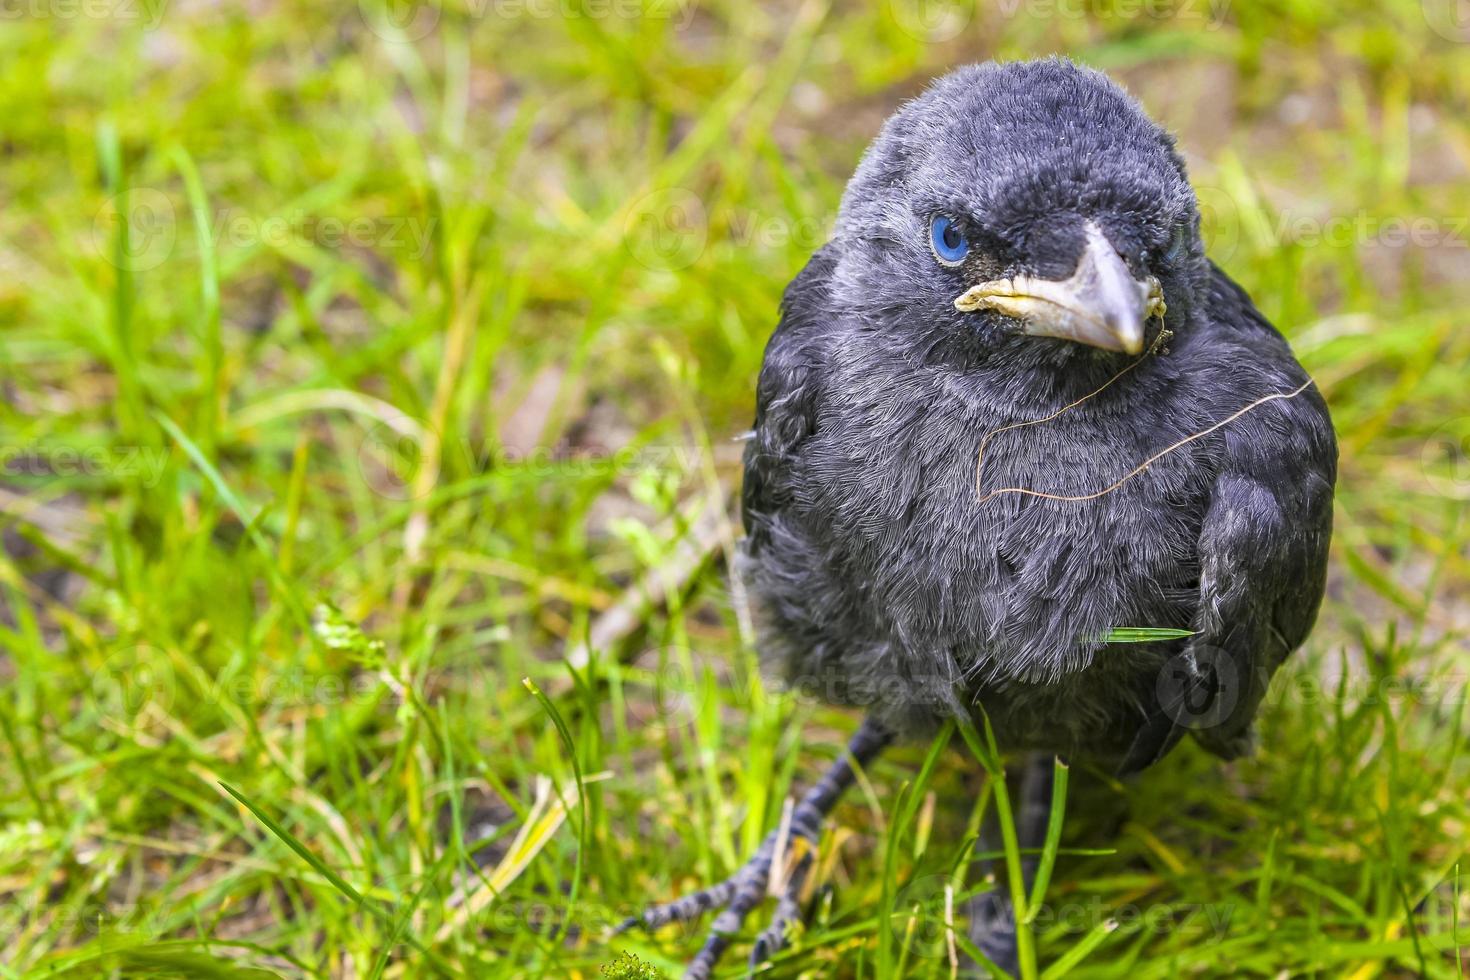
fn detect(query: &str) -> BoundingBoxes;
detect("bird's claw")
[619,826,816,980]
[748,849,814,967]
[620,721,892,979]
[614,877,740,937]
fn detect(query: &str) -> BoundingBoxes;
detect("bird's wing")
[741,245,839,551]
[1178,264,1338,761]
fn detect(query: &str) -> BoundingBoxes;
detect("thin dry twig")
[974,327,1173,497]
[976,379,1317,504]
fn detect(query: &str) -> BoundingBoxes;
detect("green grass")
[2,1,1469,977]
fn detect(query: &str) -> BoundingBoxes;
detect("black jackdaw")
[622,58,1337,978]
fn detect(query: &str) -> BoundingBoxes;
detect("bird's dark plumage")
[740,59,1336,767]
[629,58,1337,977]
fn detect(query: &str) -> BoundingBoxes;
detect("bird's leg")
[619,718,892,980]
[968,752,1056,976]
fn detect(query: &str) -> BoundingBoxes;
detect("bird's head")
[831,59,1205,363]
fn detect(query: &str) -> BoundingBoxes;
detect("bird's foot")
[616,823,817,979]
[617,720,892,979]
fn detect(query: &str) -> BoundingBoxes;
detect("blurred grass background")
[2,0,1469,976]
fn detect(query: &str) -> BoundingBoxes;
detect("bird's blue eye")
[930,215,969,265]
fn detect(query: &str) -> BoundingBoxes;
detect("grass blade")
[523,677,588,948]
[217,782,451,974]
[1024,758,1069,922]
[957,711,1038,980]
[1039,919,1118,980]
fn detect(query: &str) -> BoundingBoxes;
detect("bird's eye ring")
[930,215,969,266]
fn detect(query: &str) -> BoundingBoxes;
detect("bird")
[620,58,1337,978]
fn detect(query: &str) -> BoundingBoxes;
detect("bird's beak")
[953,222,1165,355]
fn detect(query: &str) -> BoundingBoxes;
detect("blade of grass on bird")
[1101,628,1197,643]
